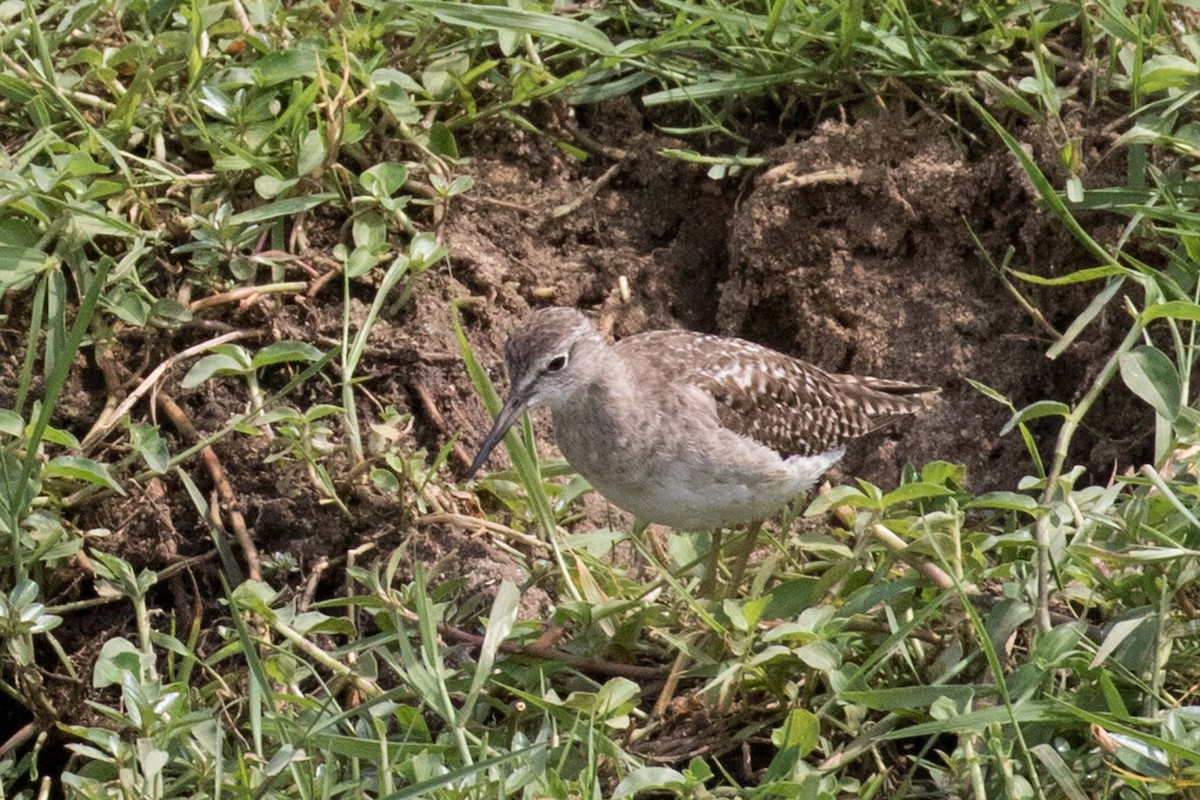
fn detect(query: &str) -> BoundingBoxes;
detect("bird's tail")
[836,375,941,419]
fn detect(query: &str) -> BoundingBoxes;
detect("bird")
[466,307,938,584]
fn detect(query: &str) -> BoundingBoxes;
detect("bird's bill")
[465,392,529,479]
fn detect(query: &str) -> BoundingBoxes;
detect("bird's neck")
[552,346,635,423]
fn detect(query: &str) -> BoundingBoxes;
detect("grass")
[2,0,1200,798]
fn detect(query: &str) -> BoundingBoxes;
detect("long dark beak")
[465,391,530,479]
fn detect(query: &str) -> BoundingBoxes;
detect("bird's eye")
[546,354,568,373]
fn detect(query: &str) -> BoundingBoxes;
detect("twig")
[830,503,955,591]
[552,160,625,218]
[0,721,39,760]
[80,329,258,453]
[759,162,863,188]
[157,392,262,582]
[189,282,306,311]
[417,512,550,554]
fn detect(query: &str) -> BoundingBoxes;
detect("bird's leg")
[699,529,723,597]
[729,519,764,592]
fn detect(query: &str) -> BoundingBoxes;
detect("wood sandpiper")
[467,307,938,580]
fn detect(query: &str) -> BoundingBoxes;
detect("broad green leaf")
[804,484,874,515]
[181,353,249,388]
[230,193,337,225]
[1141,300,1200,323]
[290,611,356,636]
[761,708,820,783]
[1091,613,1151,669]
[251,341,323,368]
[773,708,819,756]
[1119,346,1181,420]
[129,423,170,474]
[428,122,458,158]
[795,640,840,671]
[43,456,125,495]
[92,637,145,688]
[255,45,321,85]
[345,246,381,278]
[353,212,387,250]
[361,162,408,197]
[297,129,325,176]
[0,410,23,437]
[880,481,955,507]
[150,299,192,323]
[1138,54,1200,94]
[966,491,1039,513]
[0,245,47,284]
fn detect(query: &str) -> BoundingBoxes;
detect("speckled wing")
[614,330,937,458]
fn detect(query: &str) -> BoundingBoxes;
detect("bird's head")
[466,307,606,478]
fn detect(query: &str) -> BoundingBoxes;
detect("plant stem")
[1036,318,1144,630]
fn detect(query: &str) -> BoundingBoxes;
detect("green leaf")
[43,456,125,495]
[255,45,321,85]
[840,685,980,711]
[0,245,48,288]
[428,122,458,158]
[804,484,874,515]
[614,767,691,796]
[0,410,23,438]
[129,423,170,474]
[975,71,1042,119]
[1141,300,1200,324]
[230,193,337,225]
[794,640,840,671]
[231,580,281,615]
[880,482,955,507]
[92,637,145,688]
[181,353,249,388]
[966,492,1039,514]
[290,611,356,636]
[352,212,387,250]
[1001,400,1070,435]
[361,162,408,198]
[458,581,519,727]
[1119,346,1181,421]
[39,423,80,450]
[966,378,1012,406]
[297,129,325,176]
[1091,613,1151,669]
[150,299,192,323]
[761,708,820,782]
[345,246,380,278]
[251,341,324,369]
[407,2,617,56]
[1047,276,1124,360]
[1137,54,1200,94]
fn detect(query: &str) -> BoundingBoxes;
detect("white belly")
[553,395,843,530]
[581,450,843,529]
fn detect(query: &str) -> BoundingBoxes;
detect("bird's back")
[614,329,936,459]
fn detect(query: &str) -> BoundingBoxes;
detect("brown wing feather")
[615,330,937,458]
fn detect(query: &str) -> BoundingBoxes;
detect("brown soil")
[2,99,1150,748]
